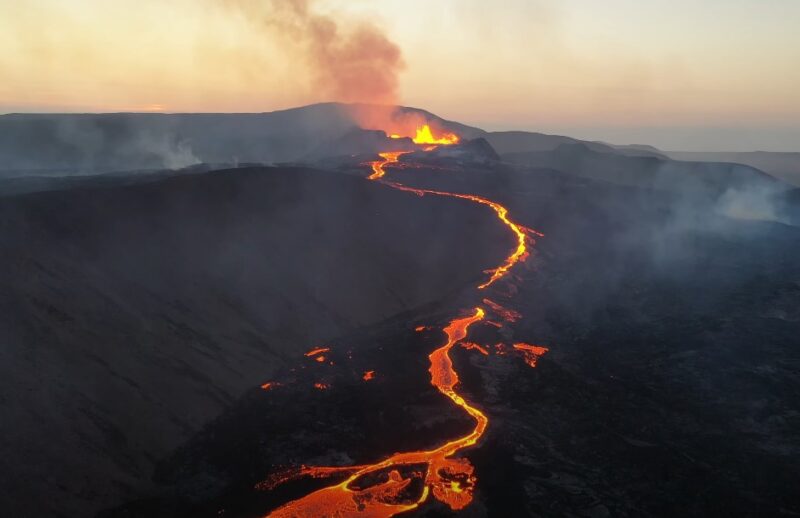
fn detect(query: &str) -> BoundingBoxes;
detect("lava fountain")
[389,124,460,145]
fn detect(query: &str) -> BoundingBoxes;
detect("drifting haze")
[1,0,798,150]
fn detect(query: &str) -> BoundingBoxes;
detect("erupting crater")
[389,124,461,146]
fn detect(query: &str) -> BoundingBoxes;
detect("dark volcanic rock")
[305,128,415,160]
[0,165,512,517]
[436,138,501,163]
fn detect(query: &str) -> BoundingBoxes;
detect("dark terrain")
[0,164,506,517]
[667,151,800,187]
[95,155,800,517]
[0,104,798,517]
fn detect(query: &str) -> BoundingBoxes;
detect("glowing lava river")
[264,132,545,517]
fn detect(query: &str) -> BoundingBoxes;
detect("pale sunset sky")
[1,0,798,150]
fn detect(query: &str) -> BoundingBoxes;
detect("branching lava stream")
[265,136,542,517]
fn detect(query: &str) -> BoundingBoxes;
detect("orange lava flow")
[268,309,486,518]
[460,342,489,356]
[483,298,522,323]
[264,140,540,517]
[512,343,550,368]
[384,181,530,290]
[369,151,412,180]
[471,200,529,289]
[366,148,530,290]
[363,370,376,381]
[305,347,330,357]
[256,464,368,492]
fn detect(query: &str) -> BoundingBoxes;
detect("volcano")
[0,104,799,517]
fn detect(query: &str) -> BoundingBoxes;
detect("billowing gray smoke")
[225,0,405,104]
[0,114,200,176]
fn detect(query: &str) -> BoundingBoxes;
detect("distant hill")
[604,142,668,158]
[502,143,785,197]
[480,131,660,157]
[0,104,356,172]
[667,151,800,187]
[485,130,616,155]
[0,103,483,175]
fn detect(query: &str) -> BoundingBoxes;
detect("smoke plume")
[228,0,404,104]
